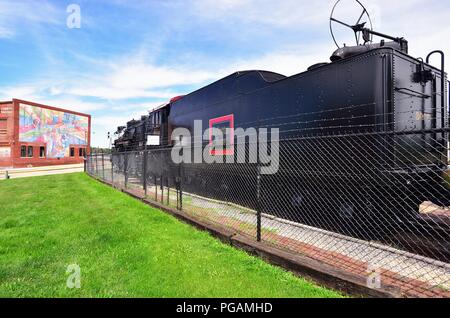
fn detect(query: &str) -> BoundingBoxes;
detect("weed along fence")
[87,134,450,298]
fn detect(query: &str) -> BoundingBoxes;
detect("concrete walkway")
[0,164,84,180]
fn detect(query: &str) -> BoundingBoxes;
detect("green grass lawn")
[0,173,342,298]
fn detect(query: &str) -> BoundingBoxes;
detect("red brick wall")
[0,102,14,167]
[0,99,91,168]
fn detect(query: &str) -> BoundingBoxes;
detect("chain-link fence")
[87,125,450,297]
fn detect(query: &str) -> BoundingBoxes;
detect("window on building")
[40,146,45,158]
[21,145,27,158]
[27,146,33,158]
[70,147,75,157]
[78,148,86,158]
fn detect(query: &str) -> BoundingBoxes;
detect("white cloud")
[0,83,106,113]
[193,0,450,73]
[67,86,177,101]
[0,25,14,38]
[0,85,38,100]
[0,0,61,38]
[191,0,328,28]
[64,54,219,100]
[39,97,107,114]
[108,63,215,90]
[227,44,333,76]
[190,0,429,30]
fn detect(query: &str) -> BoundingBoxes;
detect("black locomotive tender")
[114,8,449,259]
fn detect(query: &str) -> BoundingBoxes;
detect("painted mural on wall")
[19,104,88,158]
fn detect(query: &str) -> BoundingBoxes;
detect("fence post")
[179,162,183,211]
[166,176,169,205]
[111,152,114,186]
[176,176,179,210]
[143,150,147,197]
[160,174,164,203]
[256,163,262,242]
[95,151,99,177]
[175,165,181,210]
[124,153,128,188]
[102,151,105,180]
[154,175,158,201]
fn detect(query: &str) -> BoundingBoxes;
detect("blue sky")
[0,0,449,147]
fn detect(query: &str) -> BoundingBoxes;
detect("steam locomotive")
[113,6,449,259]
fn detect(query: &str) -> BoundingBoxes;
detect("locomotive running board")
[89,174,403,298]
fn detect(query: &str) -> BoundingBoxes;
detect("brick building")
[0,99,91,168]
